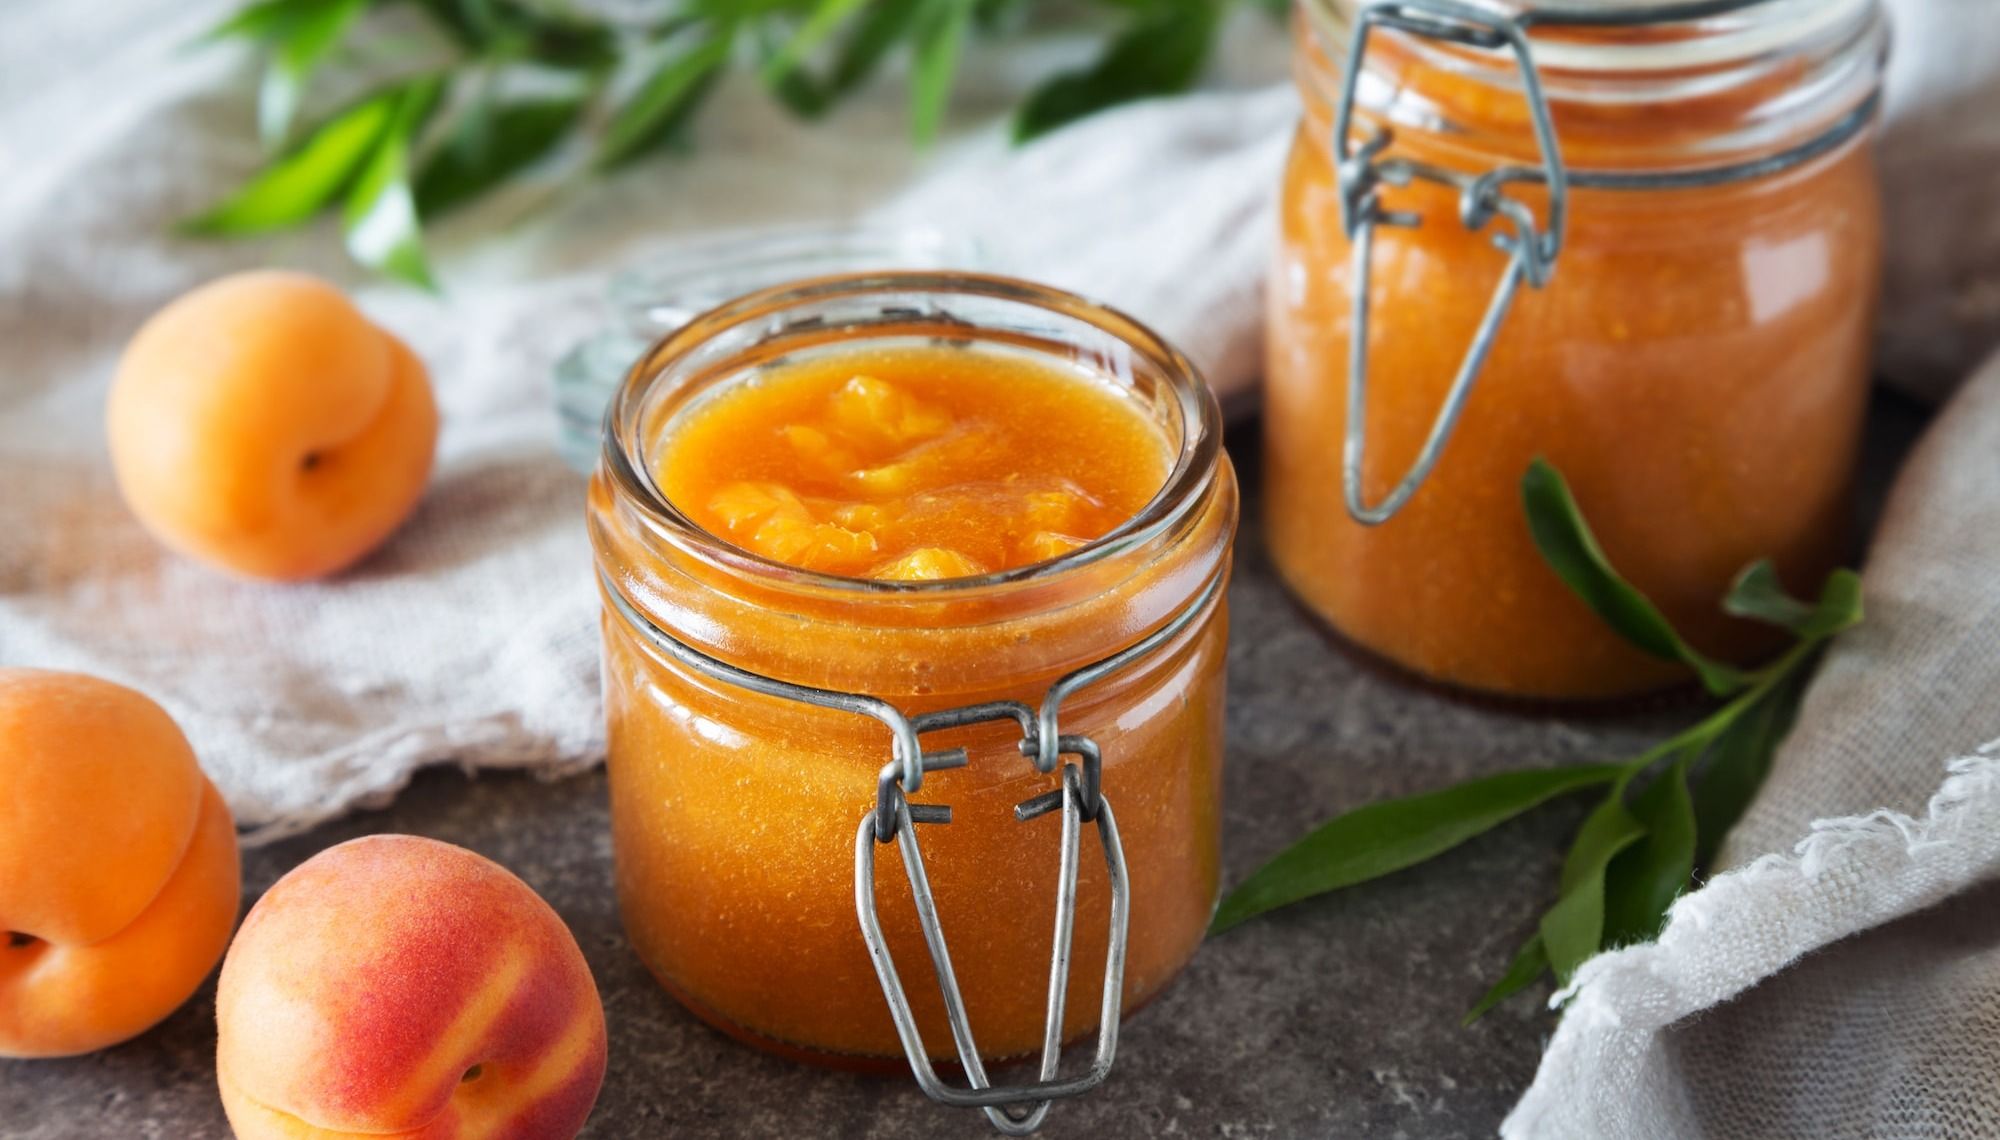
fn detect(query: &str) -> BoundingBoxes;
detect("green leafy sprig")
[186,0,1242,285]
[1212,458,1862,1022]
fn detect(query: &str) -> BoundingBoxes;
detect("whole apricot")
[108,271,439,580]
[217,835,607,1140]
[0,669,242,1058]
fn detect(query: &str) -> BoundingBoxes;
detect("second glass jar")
[1267,0,1888,699]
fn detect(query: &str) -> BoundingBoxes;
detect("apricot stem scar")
[461,1064,484,1082]
[6,931,35,948]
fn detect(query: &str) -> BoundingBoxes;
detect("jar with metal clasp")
[1267,0,1888,699]
[589,273,1237,1133]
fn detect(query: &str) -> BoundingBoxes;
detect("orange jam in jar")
[1267,0,1888,699]
[656,347,1169,581]
[588,275,1237,1071]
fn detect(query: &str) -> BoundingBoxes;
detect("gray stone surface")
[2,399,1928,1139]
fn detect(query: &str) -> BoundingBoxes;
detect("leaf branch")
[1213,459,1863,1025]
[187,0,1258,282]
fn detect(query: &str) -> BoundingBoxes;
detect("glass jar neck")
[1296,0,1888,173]
[589,273,1236,699]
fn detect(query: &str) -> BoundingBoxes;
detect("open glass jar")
[553,224,981,472]
[1267,0,1888,699]
[588,274,1237,1132]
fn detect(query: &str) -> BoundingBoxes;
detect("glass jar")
[553,224,982,472]
[1267,0,1888,699]
[588,274,1236,1126]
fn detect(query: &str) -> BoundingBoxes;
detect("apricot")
[108,270,439,580]
[217,835,607,1140]
[873,546,988,580]
[0,669,241,1058]
[828,374,949,446]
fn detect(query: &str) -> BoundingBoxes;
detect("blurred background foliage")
[186,0,1280,284]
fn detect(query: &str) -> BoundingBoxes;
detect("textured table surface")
[2,401,1927,1140]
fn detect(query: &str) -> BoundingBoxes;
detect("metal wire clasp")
[1333,0,1569,526]
[853,570,1221,1134]
[599,567,1224,1135]
[858,741,1127,1136]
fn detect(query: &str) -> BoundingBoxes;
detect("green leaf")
[752,21,831,118]
[415,92,585,216]
[1539,780,1645,981]
[1692,670,1807,868]
[200,0,308,44]
[1465,933,1548,1025]
[1726,562,1864,641]
[1521,458,1747,697]
[597,29,735,169]
[761,0,870,84]
[829,0,922,94]
[452,0,502,40]
[341,77,443,289]
[413,0,618,69]
[769,67,831,117]
[258,0,368,149]
[1601,754,1697,947]
[409,0,493,45]
[972,0,1030,33]
[1013,0,1222,142]
[517,15,618,71]
[1210,764,1624,934]
[909,0,973,145]
[181,87,399,235]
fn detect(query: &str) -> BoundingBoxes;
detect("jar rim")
[600,271,1226,599]
[606,223,985,337]
[1307,0,1878,74]
[1298,0,1887,173]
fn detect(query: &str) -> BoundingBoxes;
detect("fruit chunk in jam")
[656,346,1169,579]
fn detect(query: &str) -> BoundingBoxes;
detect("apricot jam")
[1266,0,1887,699]
[656,347,1168,580]
[589,275,1236,1063]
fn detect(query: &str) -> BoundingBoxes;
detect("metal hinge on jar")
[857,722,1126,1136]
[600,568,1224,1135]
[1332,0,1882,526]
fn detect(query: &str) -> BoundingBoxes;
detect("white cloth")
[1505,755,2000,1139]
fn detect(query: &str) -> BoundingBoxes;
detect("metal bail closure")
[1333,0,1570,526]
[856,739,1130,1137]
[601,566,1222,1134]
[844,571,1217,1134]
